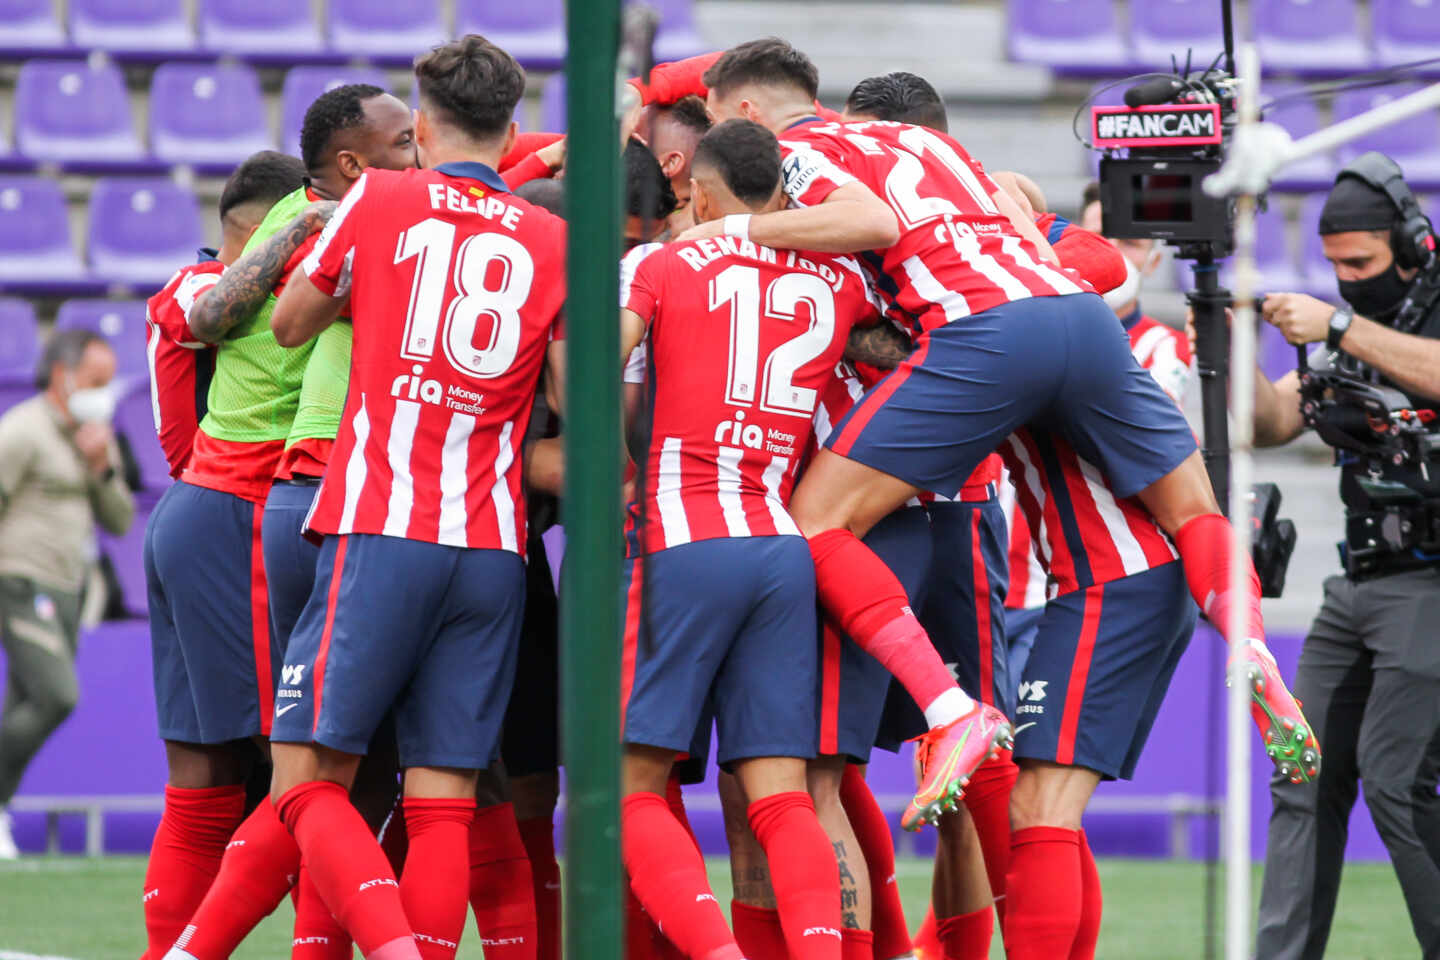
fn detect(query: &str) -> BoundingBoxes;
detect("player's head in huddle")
[689,119,784,224]
[703,37,818,132]
[843,71,948,133]
[216,150,307,262]
[300,83,417,199]
[635,95,711,231]
[625,137,679,248]
[413,34,525,168]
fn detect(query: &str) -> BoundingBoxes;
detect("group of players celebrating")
[137,31,1322,960]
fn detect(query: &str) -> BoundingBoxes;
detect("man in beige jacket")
[0,328,134,857]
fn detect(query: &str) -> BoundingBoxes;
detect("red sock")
[747,792,842,960]
[516,817,560,960]
[841,928,874,960]
[960,751,1017,925]
[621,792,742,960]
[913,909,940,959]
[276,783,419,960]
[401,798,475,960]
[142,784,246,960]
[729,903,787,960]
[1069,831,1102,960]
[167,798,300,960]
[936,909,993,960]
[808,529,960,718]
[292,865,353,960]
[1174,513,1264,644]
[666,773,701,856]
[837,766,910,960]
[468,802,538,960]
[1002,826,1081,960]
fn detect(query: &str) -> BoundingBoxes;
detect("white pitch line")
[0,950,85,960]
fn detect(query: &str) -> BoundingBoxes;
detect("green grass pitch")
[0,856,1414,959]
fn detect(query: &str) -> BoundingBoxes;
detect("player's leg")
[920,499,1017,914]
[500,531,561,960]
[145,484,269,957]
[1049,292,1318,781]
[719,535,842,960]
[619,545,747,960]
[930,808,996,960]
[718,770,787,960]
[263,478,356,960]
[469,767,538,960]
[837,765,915,960]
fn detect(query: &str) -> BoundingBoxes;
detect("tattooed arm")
[845,321,914,371]
[187,202,337,344]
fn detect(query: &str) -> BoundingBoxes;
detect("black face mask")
[1338,260,1413,321]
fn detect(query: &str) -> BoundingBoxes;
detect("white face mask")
[1102,257,1143,312]
[66,383,117,424]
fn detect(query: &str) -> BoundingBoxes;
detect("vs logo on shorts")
[281,664,306,686]
[1016,680,1048,716]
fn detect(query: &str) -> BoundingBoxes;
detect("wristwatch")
[1327,305,1354,351]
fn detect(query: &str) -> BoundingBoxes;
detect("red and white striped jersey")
[622,237,878,555]
[302,162,566,554]
[777,119,1090,335]
[145,259,222,478]
[1001,312,1191,603]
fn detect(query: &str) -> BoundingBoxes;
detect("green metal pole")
[561,1,623,958]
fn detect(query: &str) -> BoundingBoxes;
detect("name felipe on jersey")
[390,363,487,416]
[424,183,525,229]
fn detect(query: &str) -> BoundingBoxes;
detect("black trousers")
[1256,567,1440,960]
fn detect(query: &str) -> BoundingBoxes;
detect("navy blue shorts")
[147,481,278,744]
[875,497,1012,752]
[1012,561,1197,780]
[820,506,932,763]
[271,533,525,769]
[621,535,819,768]
[827,293,1196,500]
[1005,605,1044,687]
[262,480,321,654]
[501,531,560,778]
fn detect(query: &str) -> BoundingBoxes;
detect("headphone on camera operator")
[1261,151,1440,578]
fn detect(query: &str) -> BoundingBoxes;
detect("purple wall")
[0,619,1392,860]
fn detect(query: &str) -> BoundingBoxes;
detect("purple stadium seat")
[1258,321,1300,384]
[14,60,144,165]
[1255,0,1369,73]
[329,0,446,60]
[70,0,193,54]
[55,300,151,378]
[641,0,708,63]
[1373,0,1440,69]
[151,63,272,167]
[0,299,40,376]
[87,178,203,291]
[1218,210,1303,295]
[1332,84,1440,182]
[198,0,322,56]
[281,67,390,158]
[0,0,65,49]
[456,0,565,67]
[1300,196,1337,295]
[1130,0,1224,70]
[97,485,152,615]
[1006,0,1129,72]
[0,177,86,284]
[1263,88,1336,187]
[114,380,171,495]
[540,73,567,135]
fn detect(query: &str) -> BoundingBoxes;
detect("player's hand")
[73,422,114,475]
[673,219,725,244]
[1263,293,1332,346]
[620,84,644,146]
[301,201,339,235]
[538,136,567,172]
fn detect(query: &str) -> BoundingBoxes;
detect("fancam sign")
[1091,104,1223,149]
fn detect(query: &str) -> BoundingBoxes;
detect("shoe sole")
[902,719,1015,832]
[1239,661,1321,784]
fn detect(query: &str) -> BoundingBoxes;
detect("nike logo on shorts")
[275,703,301,718]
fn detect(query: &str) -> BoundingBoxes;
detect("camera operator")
[1249,153,1440,960]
